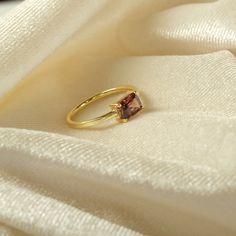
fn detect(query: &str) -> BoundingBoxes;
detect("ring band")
[66,86,144,128]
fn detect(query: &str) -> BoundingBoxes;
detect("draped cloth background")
[0,0,236,235]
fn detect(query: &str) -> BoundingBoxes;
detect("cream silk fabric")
[0,0,236,235]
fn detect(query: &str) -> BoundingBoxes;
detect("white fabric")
[0,0,236,235]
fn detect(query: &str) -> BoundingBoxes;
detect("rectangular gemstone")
[116,92,143,120]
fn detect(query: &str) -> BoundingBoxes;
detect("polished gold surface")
[66,86,136,128]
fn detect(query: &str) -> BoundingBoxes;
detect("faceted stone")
[116,92,143,120]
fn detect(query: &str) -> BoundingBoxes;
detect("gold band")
[66,86,138,129]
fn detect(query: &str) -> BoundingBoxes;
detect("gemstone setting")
[115,92,143,121]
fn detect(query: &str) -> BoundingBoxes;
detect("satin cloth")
[0,0,236,235]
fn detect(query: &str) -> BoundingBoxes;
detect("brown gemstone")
[116,92,143,120]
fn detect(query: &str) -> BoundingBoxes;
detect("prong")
[109,103,119,111]
[117,118,128,123]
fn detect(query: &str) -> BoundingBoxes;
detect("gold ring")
[66,86,144,128]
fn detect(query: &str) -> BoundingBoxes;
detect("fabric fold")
[0,128,236,235]
[0,0,110,97]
